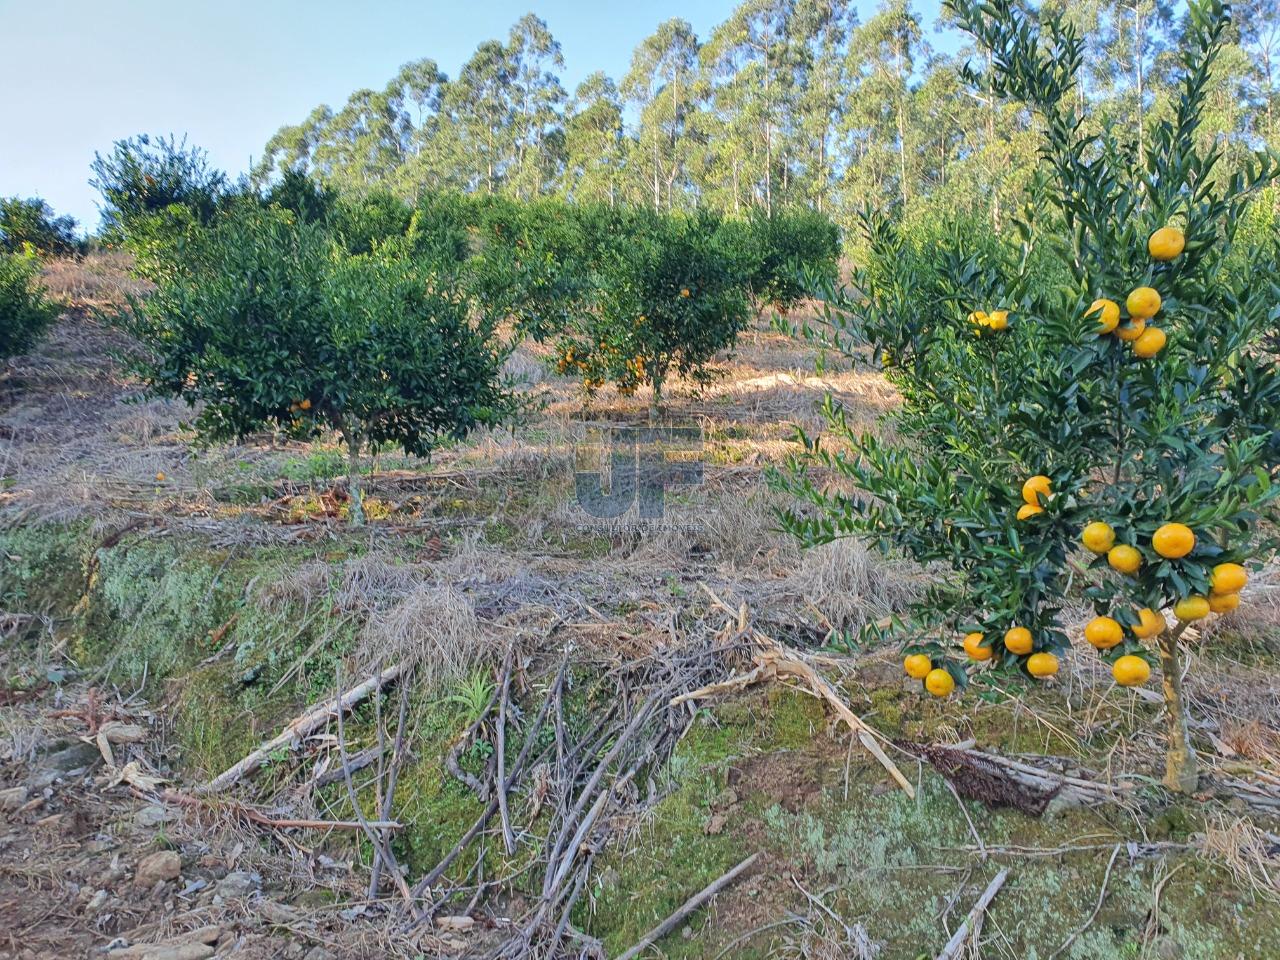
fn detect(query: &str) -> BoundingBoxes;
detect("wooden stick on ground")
[616,852,760,960]
[935,868,1008,960]
[200,660,408,794]
[160,789,403,832]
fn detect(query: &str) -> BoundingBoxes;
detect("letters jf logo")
[575,426,703,519]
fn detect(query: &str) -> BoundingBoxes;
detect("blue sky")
[0,0,947,233]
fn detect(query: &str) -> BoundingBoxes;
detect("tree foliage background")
[252,1,1280,237]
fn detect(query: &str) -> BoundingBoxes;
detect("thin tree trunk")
[344,430,366,526]
[1157,630,1199,793]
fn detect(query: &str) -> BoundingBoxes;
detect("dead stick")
[161,790,403,831]
[616,852,760,960]
[934,868,1008,960]
[201,661,408,794]
[496,645,517,855]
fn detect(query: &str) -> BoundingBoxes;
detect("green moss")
[172,663,264,777]
[0,521,93,622]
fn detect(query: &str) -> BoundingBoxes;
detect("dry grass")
[357,582,489,686]
[40,251,152,308]
[1201,813,1280,903]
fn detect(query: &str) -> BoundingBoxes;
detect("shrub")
[0,250,59,362]
[777,0,1280,792]
[263,169,337,225]
[730,207,841,311]
[328,190,413,254]
[118,206,519,522]
[0,197,79,257]
[554,207,753,415]
[90,134,227,235]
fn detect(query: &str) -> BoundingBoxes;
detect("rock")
[188,926,222,945]
[704,813,727,836]
[135,850,181,887]
[134,804,175,829]
[0,786,28,811]
[86,889,110,912]
[107,945,214,960]
[214,870,261,900]
[436,915,475,932]
[27,740,100,788]
[303,948,334,960]
[259,900,300,924]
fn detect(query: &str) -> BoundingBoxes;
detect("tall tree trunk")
[1157,630,1199,793]
[343,430,366,526]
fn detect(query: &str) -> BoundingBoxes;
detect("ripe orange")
[1084,616,1123,649]
[1088,298,1121,334]
[1126,286,1162,319]
[1081,521,1116,553]
[1132,325,1167,358]
[155,472,167,483]
[1173,596,1210,621]
[925,668,956,697]
[1004,626,1033,655]
[1113,655,1152,686]
[986,309,1010,331]
[1131,607,1167,640]
[1027,652,1059,678]
[1210,562,1248,594]
[300,398,312,411]
[680,287,691,298]
[1152,522,1195,559]
[1022,475,1052,505]
[968,310,989,327]
[963,632,992,661]
[1017,503,1044,521]
[1115,318,1147,341]
[904,654,932,679]
[1148,226,1186,261]
[1209,592,1241,614]
[1107,544,1143,574]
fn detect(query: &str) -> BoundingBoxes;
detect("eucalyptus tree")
[622,19,703,210]
[563,72,628,206]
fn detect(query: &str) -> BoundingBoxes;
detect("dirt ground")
[4,261,1280,959]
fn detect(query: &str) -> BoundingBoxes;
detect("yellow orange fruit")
[155,472,166,483]
[1210,562,1248,594]
[1113,655,1152,686]
[1152,523,1195,559]
[1084,616,1124,649]
[1115,318,1147,341]
[1088,298,1121,334]
[1081,521,1116,554]
[1107,544,1143,574]
[1027,652,1059,678]
[904,654,933,679]
[925,668,956,697]
[299,398,312,410]
[963,632,992,661]
[680,287,691,298]
[1209,592,1241,614]
[1017,503,1045,521]
[968,310,989,327]
[987,309,1010,331]
[1173,596,1210,621]
[1022,475,1052,506]
[1148,226,1186,261]
[1004,626,1033,655]
[1126,286,1162,319]
[1131,607,1167,640]
[1132,325,1167,358]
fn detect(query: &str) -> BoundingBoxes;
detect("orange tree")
[776,0,1280,792]
[118,205,518,523]
[1,249,59,362]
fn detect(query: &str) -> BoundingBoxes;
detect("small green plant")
[0,249,59,362]
[444,670,497,728]
[117,205,520,523]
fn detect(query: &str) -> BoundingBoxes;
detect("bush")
[553,207,753,414]
[0,250,59,362]
[329,191,413,254]
[0,197,79,257]
[263,169,337,225]
[118,206,519,522]
[91,134,227,235]
[731,208,841,311]
[777,0,1280,792]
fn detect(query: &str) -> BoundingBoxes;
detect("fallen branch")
[678,586,914,798]
[161,789,402,832]
[201,661,408,794]
[935,867,1008,960]
[616,852,760,960]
